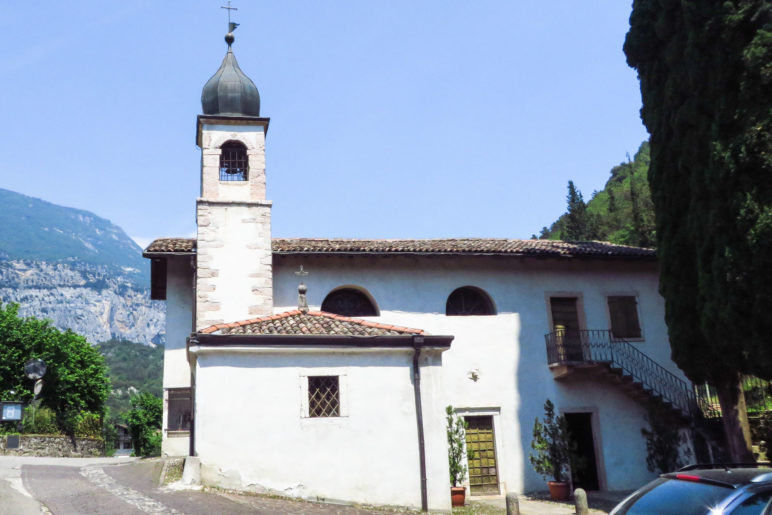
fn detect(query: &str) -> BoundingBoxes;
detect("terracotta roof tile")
[200,311,424,337]
[143,238,196,254]
[145,237,655,259]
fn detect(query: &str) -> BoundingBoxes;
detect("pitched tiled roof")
[144,238,196,254]
[145,237,655,259]
[200,310,424,336]
[272,238,655,258]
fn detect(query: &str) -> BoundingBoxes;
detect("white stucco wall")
[161,251,689,495]
[270,254,689,493]
[162,256,194,457]
[163,256,194,388]
[191,346,451,512]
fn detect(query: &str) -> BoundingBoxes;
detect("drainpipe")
[187,334,196,457]
[189,256,196,457]
[412,335,428,512]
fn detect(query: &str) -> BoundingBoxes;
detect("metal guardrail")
[544,329,698,417]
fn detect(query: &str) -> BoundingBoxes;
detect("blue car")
[611,464,772,514]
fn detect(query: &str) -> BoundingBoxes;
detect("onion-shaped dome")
[201,33,260,116]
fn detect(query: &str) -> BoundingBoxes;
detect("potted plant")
[529,399,578,501]
[446,405,470,507]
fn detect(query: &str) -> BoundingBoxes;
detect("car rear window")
[614,477,733,515]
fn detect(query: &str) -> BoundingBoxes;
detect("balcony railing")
[544,329,698,417]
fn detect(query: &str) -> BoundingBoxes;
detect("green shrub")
[125,392,162,457]
[74,412,102,438]
[21,406,60,435]
[146,430,162,457]
[529,399,581,483]
[102,417,118,456]
[446,406,469,487]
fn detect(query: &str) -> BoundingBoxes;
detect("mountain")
[0,188,164,345]
[537,141,656,247]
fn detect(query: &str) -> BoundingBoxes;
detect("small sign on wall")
[1,402,23,421]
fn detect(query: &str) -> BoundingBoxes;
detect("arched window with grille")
[321,288,378,317]
[219,140,248,181]
[446,286,496,316]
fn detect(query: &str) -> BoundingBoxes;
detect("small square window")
[608,296,642,339]
[308,376,339,418]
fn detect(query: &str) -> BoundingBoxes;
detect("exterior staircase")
[544,329,698,420]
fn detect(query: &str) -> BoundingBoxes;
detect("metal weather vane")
[221,1,239,32]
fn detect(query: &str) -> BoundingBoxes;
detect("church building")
[144,27,696,512]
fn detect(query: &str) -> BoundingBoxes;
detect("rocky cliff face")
[0,188,165,346]
[0,260,164,345]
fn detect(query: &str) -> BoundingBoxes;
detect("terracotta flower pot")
[450,486,466,507]
[548,481,570,501]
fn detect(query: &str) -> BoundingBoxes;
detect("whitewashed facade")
[144,30,696,513]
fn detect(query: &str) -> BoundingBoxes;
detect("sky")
[0,1,649,248]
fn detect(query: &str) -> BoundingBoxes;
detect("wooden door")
[465,416,500,495]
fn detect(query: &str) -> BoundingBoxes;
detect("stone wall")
[0,435,104,457]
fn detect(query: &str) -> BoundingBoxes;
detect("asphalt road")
[0,457,395,514]
[0,457,124,515]
[1,456,617,514]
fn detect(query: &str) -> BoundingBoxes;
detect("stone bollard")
[574,488,589,515]
[505,492,520,515]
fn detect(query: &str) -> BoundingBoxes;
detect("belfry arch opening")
[219,140,248,181]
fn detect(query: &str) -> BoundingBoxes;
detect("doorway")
[465,416,500,495]
[564,412,600,490]
[550,297,584,361]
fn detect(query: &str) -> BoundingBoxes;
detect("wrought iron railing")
[693,376,772,420]
[544,329,698,417]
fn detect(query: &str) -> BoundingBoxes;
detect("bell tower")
[195,26,272,330]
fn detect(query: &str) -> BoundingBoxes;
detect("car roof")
[663,467,772,488]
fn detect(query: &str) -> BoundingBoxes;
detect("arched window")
[446,286,496,316]
[219,141,248,181]
[322,288,378,317]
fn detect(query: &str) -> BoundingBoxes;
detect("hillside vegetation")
[537,141,655,248]
[98,339,163,419]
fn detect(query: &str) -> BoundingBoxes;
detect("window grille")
[608,296,641,339]
[167,388,192,431]
[321,289,377,316]
[446,287,495,316]
[219,141,248,181]
[308,376,339,417]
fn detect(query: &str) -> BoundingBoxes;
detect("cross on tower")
[294,265,309,281]
[221,1,238,30]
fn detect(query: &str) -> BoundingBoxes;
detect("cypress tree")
[564,181,596,241]
[625,0,772,460]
